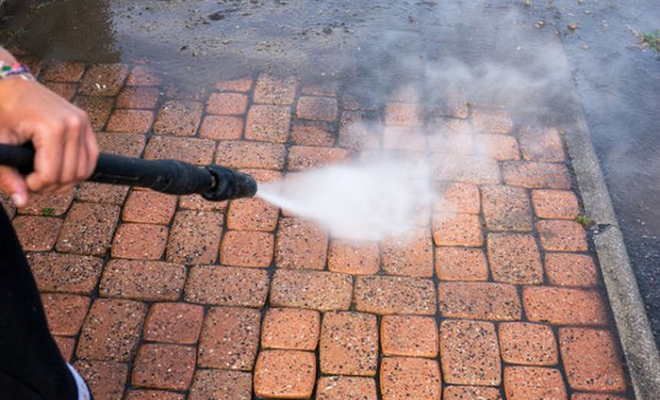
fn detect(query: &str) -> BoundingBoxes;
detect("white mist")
[257,158,437,241]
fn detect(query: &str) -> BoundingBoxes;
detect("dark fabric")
[0,206,78,400]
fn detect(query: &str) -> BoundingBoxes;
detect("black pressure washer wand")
[0,144,257,201]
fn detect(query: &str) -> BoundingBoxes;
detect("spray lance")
[0,143,258,201]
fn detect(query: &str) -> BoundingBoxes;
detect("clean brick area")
[3,59,633,400]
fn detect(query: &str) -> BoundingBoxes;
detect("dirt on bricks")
[5,60,634,400]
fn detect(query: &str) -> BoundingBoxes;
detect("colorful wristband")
[0,61,36,81]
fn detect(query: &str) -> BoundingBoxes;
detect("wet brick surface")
[9,61,632,399]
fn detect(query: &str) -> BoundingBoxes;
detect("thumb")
[0,166,29,207]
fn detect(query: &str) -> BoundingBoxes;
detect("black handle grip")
[0,144,257,201]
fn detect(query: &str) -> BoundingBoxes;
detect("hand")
[0,78,99,207]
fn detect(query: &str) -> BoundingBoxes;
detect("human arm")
[0,47,99,206]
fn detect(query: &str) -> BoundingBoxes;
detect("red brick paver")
[15,60,632,400]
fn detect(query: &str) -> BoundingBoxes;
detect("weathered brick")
[73,95,114,130]
[253,74,297,105]
[219,230,274,268]
[99,260,186,301]
[54,336,76,362]
[111,223,168,260]
[214,77,253,92]
[487,233,543,284]
[76,183,129,205]
[216,140,286,170]
[184,265,269,307]
[432,155,500,184]
[17,192,74,217]
[432,134,519,161]
[291,121,335,147]
[42,61,85,82]
[96,132,146,157]
[245,104,291,143]
[13,216,62,251]
[384,102,421,126]
[116,86,160,109]
[227,198,279,231]
[538,220,588,252]
[106,109,154,133]
[520,127,565,162]
[178,194,227,212]
[316,376,377,400]
[198,307,261,370]
[206,92,248,115]
[504,366,568,400]
[482,185,533,231]
[297,96,338,121]
[380,357,442,400]
[523,287,607,326]
[27,253,103,294]
[166,210,223,264]
[188,369,252,400]
[199,115,244,140]
[443,386,503,400]
[320,312,378,376]
[559,328,626,392]
[254,350,316,399]
[275,218,328,270]
[287,145,350,171]
[301,81,339,97]
[571,394,627,400]
[328,239,380,275]
[381,229,433,277]
[432,213,483,246]
[270,270,353,311]
[532,190,580,219]
[57,203,120,256]
[153,100,203,136]
[545,253,598,287]
[438,282,522,321]
[436,247,489,281]
[144,136,215,165]
[440,320,501,386]
[126,66,162,86]
[77,298,147,361]
[144,303,204,344]
[73,360,128,400]
[42,293,90,336]
[125,390,183,400]
[436,182,480,214]
[261,308,320,351]
[123,191,177,225]
[499,322,558,366]
[502,162,571,189]
[381,315,438,358]
[472,109,513,134]
[132,344,196,390]
[338,111,379,150]
[355,276,436,315]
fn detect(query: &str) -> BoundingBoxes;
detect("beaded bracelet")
[0,61,36,82]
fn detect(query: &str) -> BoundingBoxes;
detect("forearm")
[0,47,18,64]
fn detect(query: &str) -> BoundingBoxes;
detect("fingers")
[26,109,98,193]
[26,123,65,193]
[0,166,28,207]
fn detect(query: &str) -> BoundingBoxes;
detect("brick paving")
[2,59,634,400]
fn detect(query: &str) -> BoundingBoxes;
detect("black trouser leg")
[0,207,77,400]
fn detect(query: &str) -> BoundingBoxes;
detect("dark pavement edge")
[554,35,660,400]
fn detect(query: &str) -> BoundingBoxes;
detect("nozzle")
[202,165,258,201]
